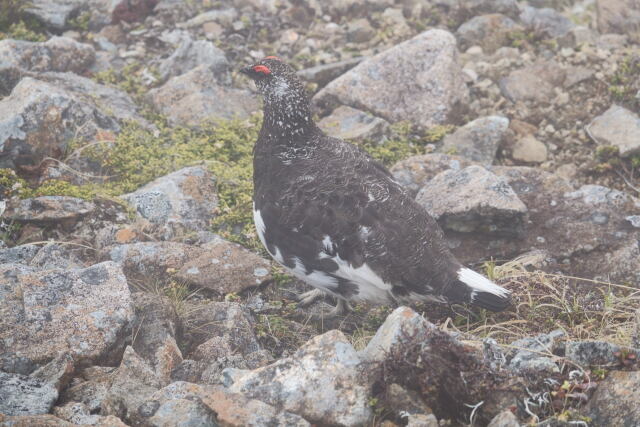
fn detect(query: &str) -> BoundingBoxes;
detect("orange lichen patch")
[115,227,138,243]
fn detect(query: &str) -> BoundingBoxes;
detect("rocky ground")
[1,0,640,425]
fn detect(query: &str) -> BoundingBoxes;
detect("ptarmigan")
[241,57,511,317]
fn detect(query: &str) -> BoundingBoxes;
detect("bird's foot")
[325,299,353,318]
[296,288,328,307]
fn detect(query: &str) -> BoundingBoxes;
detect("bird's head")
[240,57,306,103]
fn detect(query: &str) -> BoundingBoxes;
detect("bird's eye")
[253,65,271,75]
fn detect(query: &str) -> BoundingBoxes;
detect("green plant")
[0,0,46,42]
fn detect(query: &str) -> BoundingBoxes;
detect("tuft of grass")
[608,54,640,110]
[445,255,640,346]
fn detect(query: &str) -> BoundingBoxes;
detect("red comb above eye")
[253,65,271,74]
[264,56,280,60]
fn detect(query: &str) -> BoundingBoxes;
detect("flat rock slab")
[440,115,509,165]
[0,261,133,372]
[2,196,95,224]
[588,105,640,157]
[0,372,58,416]
[314,29,468,129]
[105,239,272,294]
[146,64,259,126]
[229,330,372,426]
[416,165,528,235]
[122,166,218,240]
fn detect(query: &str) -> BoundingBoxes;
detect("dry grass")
[440,253,640,347]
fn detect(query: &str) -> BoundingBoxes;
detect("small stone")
[416,165,528,235]
[519,6,574,38]
[508,330,564,373]
[499,60,565,104]
[511,135,548,163]
[440,116,509,165]
[391,153,474,195]
[456,14,522,53]
[346,18,376,43]
[158,38,230,82]
[487,410,520,427]
[564,341,622,367]
[318,105,389,142]
[587,105,640,157]
[626,215,640,228]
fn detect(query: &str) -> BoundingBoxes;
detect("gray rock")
[318,105,389,142]
[405,414,439,427]
[346,18,376,43]
[147,65,259,126]
[25,0,86,29]
[229,330,373,426]
[100,346,162,426]
[142,381,310,427]
[511,134,548,163]
[0,262,133,372]
[29,243,85,270]
[2,196,95,224]
[499,60,565,104]
[391,153,474,195]
[0,37,95,94]
[181,8,238,28]
[564,341,622,367]
[0,414,76,426]
[0,244,39,265]
[122,166,219,240]
[440,116,509,165]
[297,57,363,88]
[508,330,564,373]
[627,215,640,228]
[461,0,520,17]
[596,0,640,42]
[53,402,128,426]
[158,38,230,83]
[59,366,115,413]
[587,105,640,157]
[384,383,434,419]
[314,29,468,129]
[0,72,147,170]
[416,165,528,235]
[564,184,629,207]
[131,293,182,385]
[586,370,640,426]
[361,306,435,364]
[487,410,520,427]
[0,354,74,416]
[456,14,522,53]
[105,239,272,294]
[519,6,574,38]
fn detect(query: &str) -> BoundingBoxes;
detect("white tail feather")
[457,267,510,301]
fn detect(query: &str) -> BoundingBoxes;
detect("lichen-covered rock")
[146,64,259,126]
[2,196,95,224]
[0,37,95,95]
[175,237,272,294]
[100,346,162,425]
[318,105,389,142]
[53,402,128,426]
[507,330,564,373]
[596,0,640,42]
[0,414,75,426]
[416,165,528,235]
[0,354,74,416]
[131,293,182,385]
[586,370,640,425]
[25,0,86,29]
[140,381,310,427]
[157,37,230,82]
[456,14,522,53]
[105,239,272,294]
[314,29,468,129]
[587,105,640,158]
[0,262,133,372]
[391,153,474,195]
[440,116,509,165]
[59,366,115,413]
[0,244,40,265]
[564,341,623,367]
[519,6,574,38]
[229,330,373,426]
[0,73,146,170]
[122,166,219,240]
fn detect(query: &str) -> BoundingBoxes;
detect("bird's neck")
[260,84,318,143]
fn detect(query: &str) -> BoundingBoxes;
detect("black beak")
[240,66,254,77]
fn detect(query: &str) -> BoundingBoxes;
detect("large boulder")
[314,29,468,129]
[0,37,95,95]
[229,330,373,426]
[0,262,134,373]
[0,72,146,171]
[146,65,259,126]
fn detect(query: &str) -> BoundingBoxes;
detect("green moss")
[609,54,640,109]
[0,168,29,198]
[0,20,46,42]
[0,0,47,42]
[21,179,100,200]
[68,10,91,31]
[93,62,159,103]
